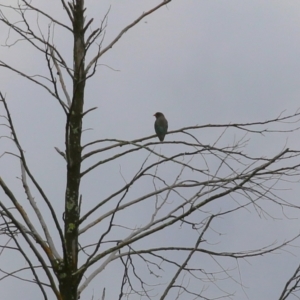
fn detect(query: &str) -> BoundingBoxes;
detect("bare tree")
[0,1,300,300]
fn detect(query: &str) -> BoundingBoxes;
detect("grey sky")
[1,1,300,299]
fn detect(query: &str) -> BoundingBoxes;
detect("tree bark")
[60,1,86,299]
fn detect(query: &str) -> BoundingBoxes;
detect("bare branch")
[23,0,72,32]
[85,0,172,75]
[0,93,66,258]
[20,161,61,260]
[160,215,214,299]
[50,47,71,107]
[60,0,74,23]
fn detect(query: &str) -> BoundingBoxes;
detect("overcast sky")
[1,1,300,299]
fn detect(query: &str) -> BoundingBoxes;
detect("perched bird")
[154,112,168,141]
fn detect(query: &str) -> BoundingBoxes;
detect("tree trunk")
[60,1,86,299]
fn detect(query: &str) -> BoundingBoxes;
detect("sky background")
[1,0,300,299]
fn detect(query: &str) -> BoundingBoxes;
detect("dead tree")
[0,1,300,300]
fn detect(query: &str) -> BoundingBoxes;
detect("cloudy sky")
[1,1,300,299]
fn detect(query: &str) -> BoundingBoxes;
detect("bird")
[154,112,168,141]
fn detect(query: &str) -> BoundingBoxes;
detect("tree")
[0,1,300,299]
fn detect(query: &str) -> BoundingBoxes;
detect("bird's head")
[154,112,164,119]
